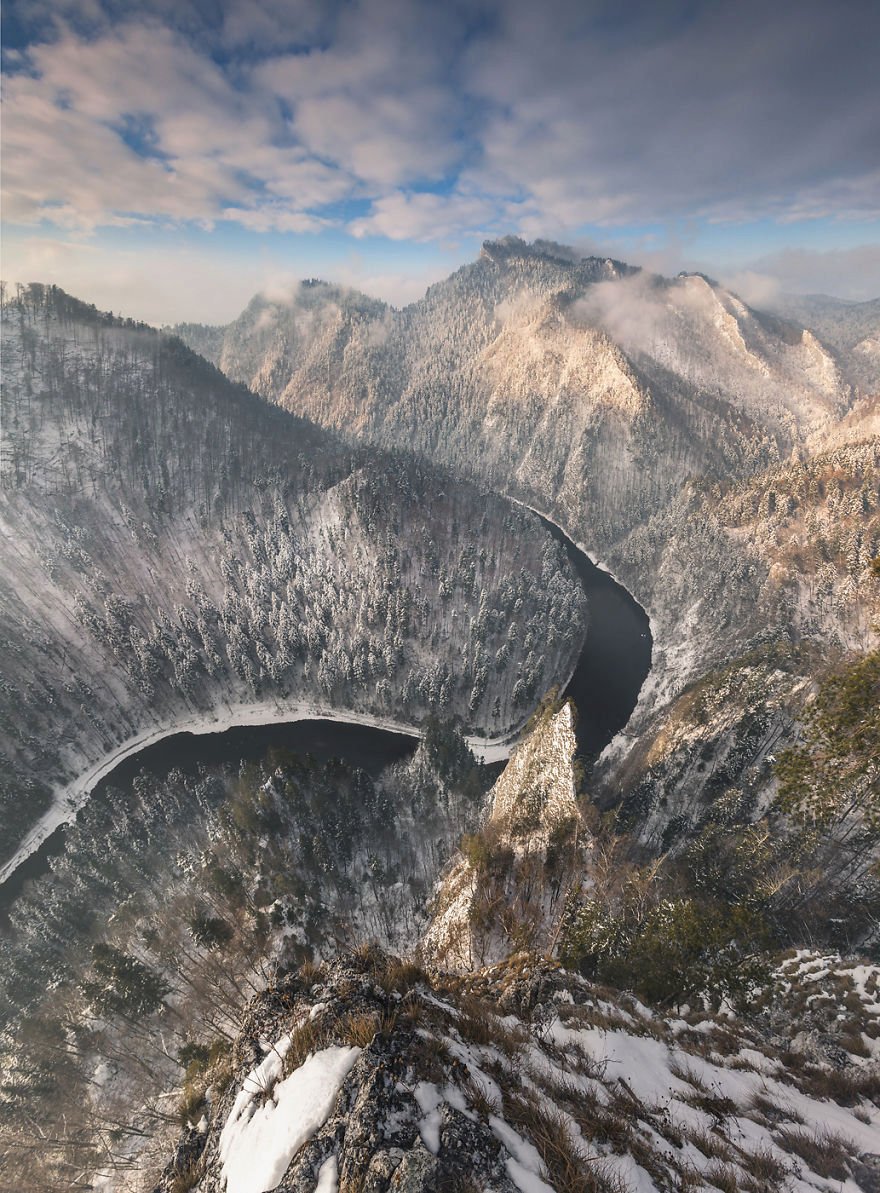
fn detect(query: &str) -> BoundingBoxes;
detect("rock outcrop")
[155,948,880,1193]
[423,701,591,971]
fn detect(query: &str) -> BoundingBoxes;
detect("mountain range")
[0,240,878,1191]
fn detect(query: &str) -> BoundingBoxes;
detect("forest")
[0,283,586,862]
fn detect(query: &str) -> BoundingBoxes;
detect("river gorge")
[0,511,651,918]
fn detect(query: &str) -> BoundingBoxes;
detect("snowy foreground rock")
[156,949,880,1193]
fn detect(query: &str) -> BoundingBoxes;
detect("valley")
[0,244,878,1193]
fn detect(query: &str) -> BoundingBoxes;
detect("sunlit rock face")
[424,701,592,972]
[176,239,878,737]
[176,238,864,544]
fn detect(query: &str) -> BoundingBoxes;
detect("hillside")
[0,283,586,867]
[4,693,877,1191]
[134,700,878,1193]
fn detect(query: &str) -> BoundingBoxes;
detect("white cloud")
[462,0,880,230]
[349,191,498,242]
[723,245,880,304]
[2,0,878,310]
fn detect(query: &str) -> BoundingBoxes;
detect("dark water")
[1,517,651,914]
[90,717,418,792]
[536,514,653,758]
[0,721,418,918]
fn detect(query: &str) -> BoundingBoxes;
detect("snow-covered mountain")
[175,239,870,536]
[2,247,877,1193]
[767,293,880,393]
[175,239,879,831]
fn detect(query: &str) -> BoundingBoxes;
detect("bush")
[562,896,770,1008]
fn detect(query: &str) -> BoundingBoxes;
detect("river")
[535,513,652,757]
[0,512,651,917]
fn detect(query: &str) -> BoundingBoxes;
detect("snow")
[218,1043,360,1193]
[413,1081,443,1154]
[606,1153,660,1193]
[490,1116,555,1193]
[505,1158,557,1193]
[315,1154,338,1192]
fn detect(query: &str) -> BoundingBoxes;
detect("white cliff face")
[488,701,581,845]
[424,702,591,972]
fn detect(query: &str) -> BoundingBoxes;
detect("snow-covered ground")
[158,949,880,1193]
[219,1039,360,1193]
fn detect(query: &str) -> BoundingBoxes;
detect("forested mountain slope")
[176,238,862,544]
[0,283,586,866]
[175,240,880,811]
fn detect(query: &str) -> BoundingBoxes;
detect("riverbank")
[0,700,525,887]
[1,509,652,891]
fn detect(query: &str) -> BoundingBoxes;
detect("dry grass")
[775,1126,854,1180]
[541,1035,607,1081]
[283,1016,336,1075]
[740,1143,790,1186]
[337,1009,384,1048]
[834,1025,872,1054]
[547,1076,633,1154]
[503,1090,628,1193]
[669,1057,709,1090]
[375,956,426,994]
[704,1161,742,1192]
[681,1088,739,1120]
[556,1001,641,1035]
[411,1031,454,1083]
[297,957,322,985]
[177,1084,207,1127]
[798,1061,880,1106]
[455,994,528,1056]
[749,1090,804,1126]
[169,1155,205,1193]
[687,1126,735,1162]
[460,1069,500,1117]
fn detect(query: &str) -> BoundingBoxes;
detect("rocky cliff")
[153,947,880,1193]
[424,702,589,971]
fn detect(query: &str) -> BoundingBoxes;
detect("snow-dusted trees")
[0,286,587,863]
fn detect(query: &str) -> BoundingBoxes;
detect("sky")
[2,0,879,324]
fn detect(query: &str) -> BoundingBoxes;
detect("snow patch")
[315,1153,338,1192]
[219,1044,360,1193]
[413,1081,443,1154]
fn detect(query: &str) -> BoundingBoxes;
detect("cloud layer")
[4,0,880,243]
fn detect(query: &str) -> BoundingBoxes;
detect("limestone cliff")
[423,702,591,972]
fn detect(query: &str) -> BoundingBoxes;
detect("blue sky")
[2,0,879,323]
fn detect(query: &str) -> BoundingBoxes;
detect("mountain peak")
[479,236,635,281]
